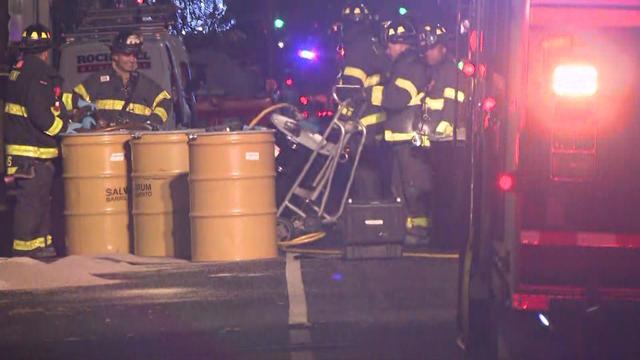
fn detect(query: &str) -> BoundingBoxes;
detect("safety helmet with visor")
[19,23,53,54]
[383,19,418,45]
[111,30,144,56]
[419,23,448,49]
[341,2,372,23]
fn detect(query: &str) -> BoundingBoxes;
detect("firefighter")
[365,18,431,244]
[63,30,172,129]
[337,2,390,202]
[4,24,69,258]
[419,23,465,139]
[419,23,468,249]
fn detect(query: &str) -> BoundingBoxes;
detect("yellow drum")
[130,130,197,258]
[189,130,278,261]
[62,132,131,255]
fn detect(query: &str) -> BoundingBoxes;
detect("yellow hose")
[278,232,327,248]
[282,248,342,256]
[247,103,298,129]
[279,236,461,261]
[404,252,460,259]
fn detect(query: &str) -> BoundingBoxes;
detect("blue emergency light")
[297,49,318,61]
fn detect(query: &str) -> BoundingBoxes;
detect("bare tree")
[173,0,234,35]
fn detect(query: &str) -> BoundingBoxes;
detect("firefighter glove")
[80,115,96,129]
[65,122,83,134]
[435,121,454,137]
[78,98,96,111]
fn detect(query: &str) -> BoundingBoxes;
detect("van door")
[163,42,194,128]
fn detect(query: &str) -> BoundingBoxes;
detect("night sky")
[226,0,449,28]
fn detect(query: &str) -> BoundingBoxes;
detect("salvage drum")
[61,132,131,255]
[188,130,278,261]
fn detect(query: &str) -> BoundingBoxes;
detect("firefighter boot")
[405,216,431,246]
[13,244,57,259]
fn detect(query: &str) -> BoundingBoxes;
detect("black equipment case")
[342,199,406,259]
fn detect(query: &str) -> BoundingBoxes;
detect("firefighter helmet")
[341,2,372,23]
[419,23,449,49]
[19,23,52,54]
[383,19,417,45]
[111,30,143,55]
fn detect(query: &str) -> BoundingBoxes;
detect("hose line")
[278,232,327,248]
[247,103,299,129]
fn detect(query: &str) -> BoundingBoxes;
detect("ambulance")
[458,0,640,357]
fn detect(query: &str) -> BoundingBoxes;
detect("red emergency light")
[457,60,476,77]
[463,62,476,77]
[482,97,497,112]
[316,110,334,118]
[498,173,515,192]
[285,78,294,87]
[469,30,478,52]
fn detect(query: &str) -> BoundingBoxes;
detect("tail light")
[512,293,550,311]
[552,64,598,97]
[521,230,640,248]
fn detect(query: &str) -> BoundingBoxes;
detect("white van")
[57,7,195,129]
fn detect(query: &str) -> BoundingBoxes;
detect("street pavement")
[0,252,463,359]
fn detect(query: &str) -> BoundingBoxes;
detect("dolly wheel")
[277,217,295,242]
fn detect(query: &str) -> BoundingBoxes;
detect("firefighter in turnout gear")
[367,19,432,244]
[4,24,69,258]
[63,31,172,129]
[419,23,468,249]
[337,2,390,201]
[419,23,466,139]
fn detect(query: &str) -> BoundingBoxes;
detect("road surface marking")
[286,252,309,325]
[286,252,314,360]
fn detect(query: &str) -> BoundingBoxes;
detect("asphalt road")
[2,250,640,360]
[0,253,463,360]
